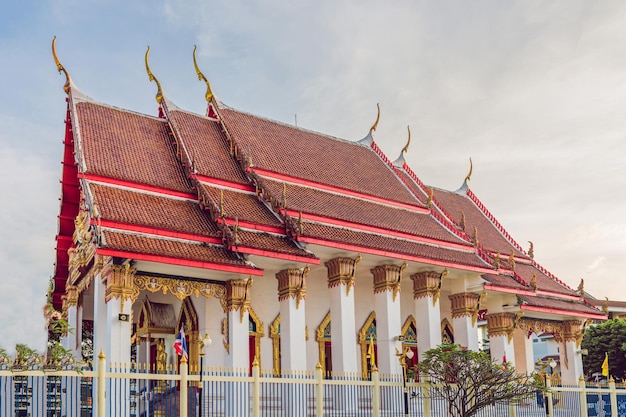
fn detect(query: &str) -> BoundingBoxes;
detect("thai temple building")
[50,40,606,388]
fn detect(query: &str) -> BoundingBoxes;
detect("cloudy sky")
[2,1,626,352]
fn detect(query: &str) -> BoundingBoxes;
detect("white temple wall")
[304,266,331,371]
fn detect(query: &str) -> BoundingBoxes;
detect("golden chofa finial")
[144,46,163,104]
[464,157,473,184]
[402,125,411,154]
[193,45,214,102]
[51,36,71,94]
[369,103,380,134]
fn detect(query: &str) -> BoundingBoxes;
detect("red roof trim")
[81,174,196,200]
[290,211,474,251]
[253,168,428,213]
[535,290,581,301]
[520,304,606,320]
[223,218,285,235]
[234,246,320,265]
[300,236,493,273]
[96,248,264,275]
[196,174,255,192]
[483,284,535,296]
[97,220,222,244]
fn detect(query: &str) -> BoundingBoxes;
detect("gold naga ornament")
[51,36,71,94]
[144,46,163,104]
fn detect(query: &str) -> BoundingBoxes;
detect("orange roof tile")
[260,178,470,245]
[167,109,250,184]
[199,184,282,227]
[89,183,220,237]
[76,102,191,192]
[219,107,419,205]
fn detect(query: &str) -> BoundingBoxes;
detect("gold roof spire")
[401,125,411,154]
[464,157,473,184]
[193,45,214,102]
[369,103,380,134]
[51,36,72,94]
[144,46,163,104]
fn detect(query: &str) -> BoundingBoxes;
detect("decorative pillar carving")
[276,267,308,309]
[561,320,584,384]
[486,312,516,342]
[325,255,361,296]
[225,278,252,323]
[276,268,309,372]
[370,263,406,374]
[371,263,406,301]
[411,271,445,360]
[104,263,139,312]
[449,292,481,350]
[325,257,361,374]
[411,269,447,305]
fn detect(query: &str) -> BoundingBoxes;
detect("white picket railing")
[1,354,625,417]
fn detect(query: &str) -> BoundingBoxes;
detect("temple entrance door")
[324,342,332,377]
[248,335,255,374]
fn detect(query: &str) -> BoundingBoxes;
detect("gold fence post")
[579,376,588,417]
[546,375,554,417]
[315,363,324,417]
[422,374,431,417]
[371,365,380,417]
[252,357,260,417]
[97,350,106,417]
[610,377,618,415]
[180,358,188,417]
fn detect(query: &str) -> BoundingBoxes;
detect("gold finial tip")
[464,157,473,183]
[51,36,71,94]
[144,46,163,104]
[193,45,214,102]
[369,103,381,134]
[401,125,411,154]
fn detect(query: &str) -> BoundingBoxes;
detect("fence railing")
[1,354,626,417]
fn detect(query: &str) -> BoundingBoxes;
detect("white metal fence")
[1,355,625,417]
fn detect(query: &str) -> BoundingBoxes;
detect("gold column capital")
[325,255,361,296]
[449,292,481,323]
[226,278,252,323]
[276,267,309,308]
[371,263,406,302]
[411,270,447,305]
[486,312,520,343]
[104,263,139,313]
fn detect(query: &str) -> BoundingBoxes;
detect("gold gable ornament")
[51,36,72,94]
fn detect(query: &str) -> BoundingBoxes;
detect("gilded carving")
[577,279,584,297]
[516,317,564,343]
[358,311,376,379]
[134,275,226,309]
[449,292,480,322]
[486,312,519,343]
[68,209,97,286]
[226,278,252,323]
[276,267,309,309]
[316,311,331,376]
[563,320,583,345]
[221,317,229,354]
[325,255,361,296]
[411,269,447,306]
[270,315,280,376]
[529,273,537,291]
[508,250,515,270]
[371,263,407,302]
[104,263,139,313]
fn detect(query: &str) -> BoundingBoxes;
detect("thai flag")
[174,327,188,361]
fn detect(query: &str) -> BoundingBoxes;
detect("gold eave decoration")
[193,45,214,102]
[145,46,163,104]
[401,125,411,154]
[369,103,380,135]
[52,36,72,94]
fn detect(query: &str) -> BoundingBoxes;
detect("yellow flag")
[602,353,609,377]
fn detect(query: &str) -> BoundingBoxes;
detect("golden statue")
[156,339,167,373]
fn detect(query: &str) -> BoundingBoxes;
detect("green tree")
[582,319,626,381]
[417,344,543,417]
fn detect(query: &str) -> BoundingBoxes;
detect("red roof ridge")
[254,169,428,214]
[84,177,197,202]
[464,187,529,256]
[101,226,226,248]
[218,104,366,148]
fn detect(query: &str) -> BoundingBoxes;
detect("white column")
[513,328,535,375]
[371,265,404,375]
[411,271,443,361]
[561,321,584,385]
[486,312,516,366]
[449,292,480,351]
[276,268,308,372]
[225,279,251,369]
[325,257,360,373]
